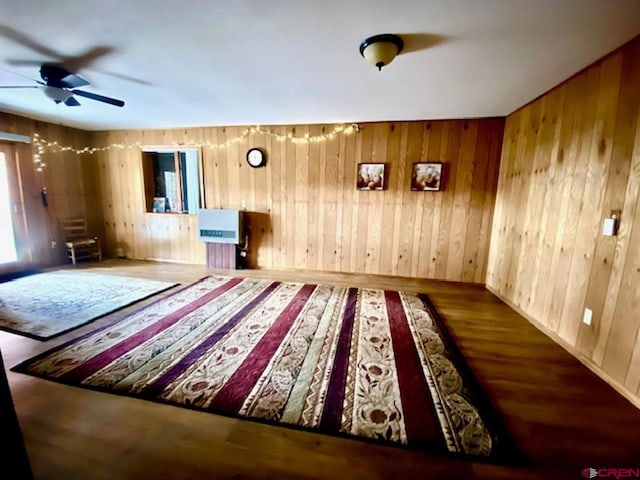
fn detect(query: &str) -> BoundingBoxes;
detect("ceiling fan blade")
[0,85,39,89]
[0,25,63,60]
[62,46,114,71]
[58,73,90,89]
[65,96,81,107]
[72,89,124,107]
[90,68,152,86]
[6,59,46,67]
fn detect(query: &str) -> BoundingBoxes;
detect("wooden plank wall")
[91,118,504,281]
[0,112,99,270]
[487,36,640,404]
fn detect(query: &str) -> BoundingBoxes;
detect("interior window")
[0,151,18,264]
[141,148,201,214]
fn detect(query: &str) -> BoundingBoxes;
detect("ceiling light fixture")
[359,34,404,71]
[43,86,73,104]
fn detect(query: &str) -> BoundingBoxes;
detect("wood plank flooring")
[1,260,639,480]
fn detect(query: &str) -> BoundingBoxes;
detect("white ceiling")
[1,0,639,132]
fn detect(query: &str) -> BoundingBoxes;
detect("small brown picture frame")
[357,163,385,190]
[411,162,443,191]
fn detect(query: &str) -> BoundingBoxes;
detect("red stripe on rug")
[385,290,439,446]
[142,281,281,397]
[209,283,317,415]
[319,287,358,431]
[59,277,244,383]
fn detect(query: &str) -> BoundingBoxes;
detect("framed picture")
[411,162,443,191]
[357,163,385,190]
[152,197,167,213]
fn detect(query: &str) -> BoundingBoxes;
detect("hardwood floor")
[1,259,639,480]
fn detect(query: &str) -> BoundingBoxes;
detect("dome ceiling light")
[359,34,404,71]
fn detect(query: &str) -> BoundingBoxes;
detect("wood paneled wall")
[0,112,98,270]
[487,37,640,404]
[92,118,504,281]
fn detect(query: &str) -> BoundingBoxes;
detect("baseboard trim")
[140,257,205,265]
[251,266,487,288]
[486,285,640,411]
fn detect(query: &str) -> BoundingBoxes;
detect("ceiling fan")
[0,62,125,107]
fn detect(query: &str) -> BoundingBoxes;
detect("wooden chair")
[61,218,102,265]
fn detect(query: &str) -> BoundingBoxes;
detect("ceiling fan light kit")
[43,85,73,103]
[359,33,404,71]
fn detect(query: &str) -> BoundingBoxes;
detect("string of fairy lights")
[31,123,361,172]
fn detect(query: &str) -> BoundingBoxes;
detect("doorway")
[0,144,20,265]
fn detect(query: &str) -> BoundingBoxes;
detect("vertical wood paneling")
[394,122,415,277]
[476,122,503,283]
[557,63,607,345]
[323,127,339,273]
[91,118,503,280]
[416,124,437,278]
[338,130,353,272]
[487,37,640,406]
[366,123,387,274]
[528,86,565,318]
[409,124,427,278]
[0,112,97,271]
[448,121,478,281]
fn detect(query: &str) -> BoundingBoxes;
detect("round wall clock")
[246,148,266,168]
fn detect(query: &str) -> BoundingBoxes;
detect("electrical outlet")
[583,308,593,326]
[51,240,57,249]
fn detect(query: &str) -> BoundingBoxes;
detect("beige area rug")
[0,270,178,339]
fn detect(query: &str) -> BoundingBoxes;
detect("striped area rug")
[14,276,510,460]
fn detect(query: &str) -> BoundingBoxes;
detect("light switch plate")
[583,308,593,326]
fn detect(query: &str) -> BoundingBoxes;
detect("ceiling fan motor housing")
[40,63,89,89]
[41,64,68,85]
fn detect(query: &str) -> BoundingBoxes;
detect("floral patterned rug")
[13,276,512,460]
[0,270,178,340]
